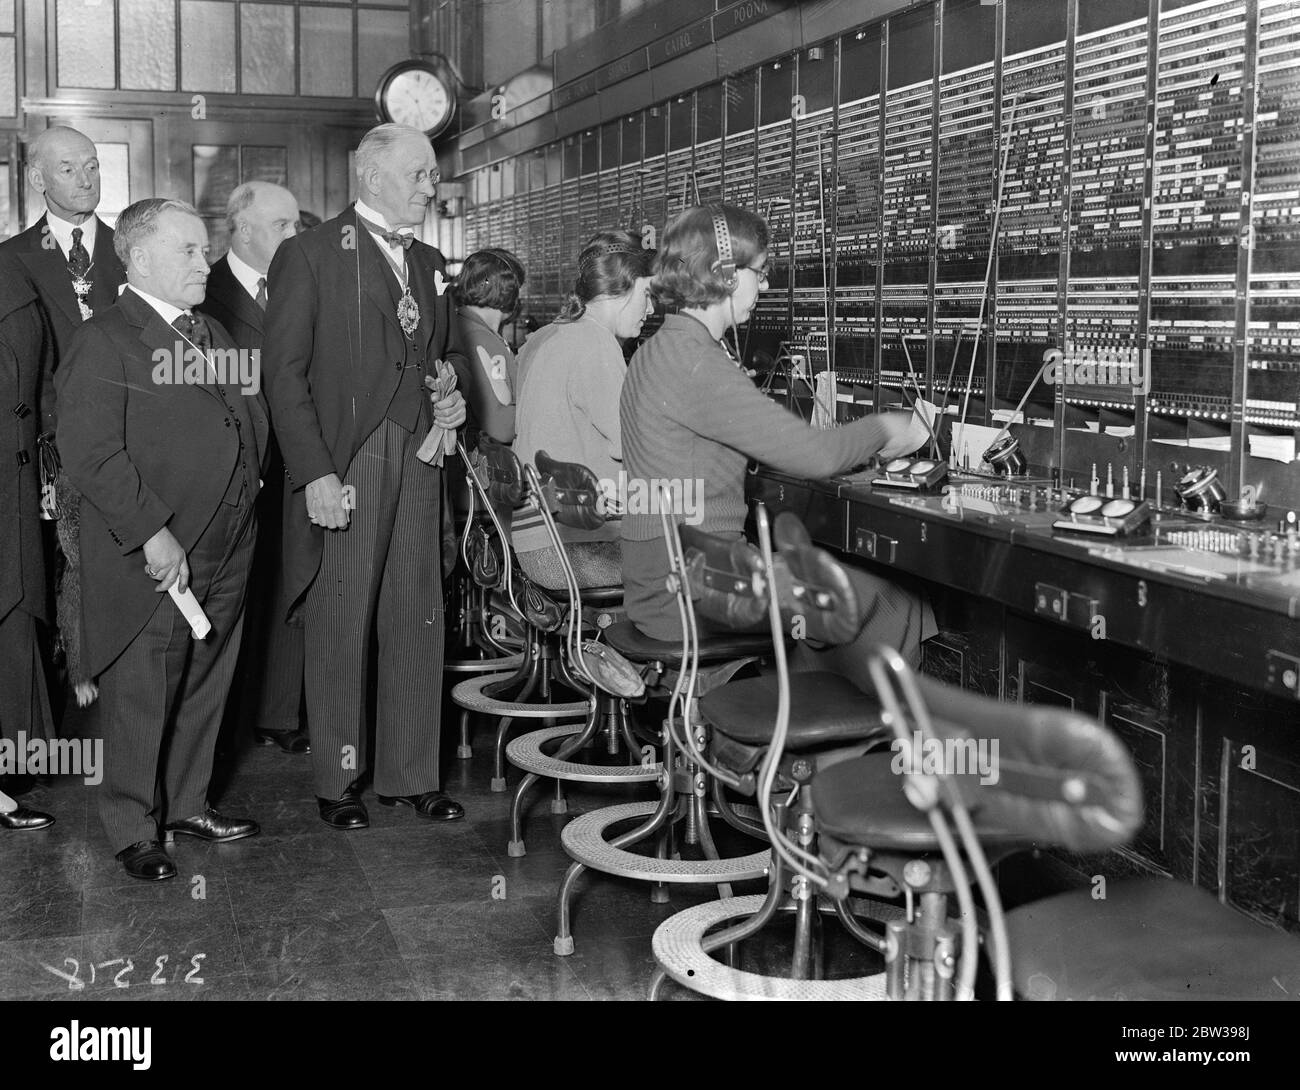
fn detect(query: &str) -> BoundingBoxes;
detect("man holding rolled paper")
[261,123,467,830]
[56,198,268,880]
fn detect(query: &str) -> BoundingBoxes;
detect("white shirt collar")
[127,284,188,328]
[354,199,397,235]
[224,247,266,303]
[353,200,411,283]
[44,211,98,262]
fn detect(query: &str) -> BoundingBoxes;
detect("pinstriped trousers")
[303,417,446,800]
[97,496,256,853]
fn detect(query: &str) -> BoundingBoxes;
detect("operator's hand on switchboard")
[874,411,927,461]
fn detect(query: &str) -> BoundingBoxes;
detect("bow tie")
[356,213,414,250]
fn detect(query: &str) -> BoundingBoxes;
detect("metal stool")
[653,623,1146,1000]
[503,455,662,857]
[449,439,590,789]
[552,489,777,956]
[645,508,899,996]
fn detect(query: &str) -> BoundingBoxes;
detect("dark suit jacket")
[198,255,263,350]
[0,214,126,431]
[261,207,463,615]
[55,288,270,677]
[0,258,53,626]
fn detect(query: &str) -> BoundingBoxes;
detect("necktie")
[68,226,91,280]
[173,312,212,351]
[355,213,414,250]
[255,277,268,311]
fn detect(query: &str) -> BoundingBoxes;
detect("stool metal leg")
[456,708,473,760]
[507,700,600,856]
[555,789,678,955]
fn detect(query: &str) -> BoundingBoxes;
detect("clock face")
[383,68,453,135]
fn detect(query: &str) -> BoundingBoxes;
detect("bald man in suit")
[198,181,310,756]
[0,125,128,708]
[262,124,467,829]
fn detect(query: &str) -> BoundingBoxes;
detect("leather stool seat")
[702,671,887,751]
[578,585,624,608]
[1006,876,1300,1001]
[811,753,1029,853]
[603,619,770,665]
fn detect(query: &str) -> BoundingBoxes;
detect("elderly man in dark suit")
[262,123,467,830]
[57,199,268,880]
[198,181,310,756]
[0,256,56,831]
[0,125,128,708]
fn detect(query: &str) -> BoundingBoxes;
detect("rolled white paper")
[169,584,212,640]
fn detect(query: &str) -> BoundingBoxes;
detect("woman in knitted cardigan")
[620,204,935,674]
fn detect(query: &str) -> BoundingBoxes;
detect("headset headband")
[710,208,737,292]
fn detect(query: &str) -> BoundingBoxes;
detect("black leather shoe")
[117,840,177,881]
[163,808,260,843]
[0,806,55,831]
[378,791,465,822]
[254,726,311,754]
[317,794,369,830]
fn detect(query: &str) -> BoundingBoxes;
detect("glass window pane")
[95,143,131,224]
[241,145,287,186]
[358,10,406,101]
[57,0,115,89]
[181,1,236,93]
[0,36,14,117]
[241,3,295,95]
[300,7,353,98]
[121,0,177,91]
[0,0,14,34]
[193,144,239,215]
[0,167,10,237]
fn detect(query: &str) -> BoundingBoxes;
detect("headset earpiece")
[710,208,737,294]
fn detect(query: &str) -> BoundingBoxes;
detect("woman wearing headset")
[512,230,655,589]
[620,204,935,672]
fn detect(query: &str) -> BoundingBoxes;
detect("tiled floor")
[3,723,859,1002]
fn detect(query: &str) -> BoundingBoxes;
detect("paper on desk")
[990,409,1024,425]
[417,360,460,467]
[1104,425,1136,437]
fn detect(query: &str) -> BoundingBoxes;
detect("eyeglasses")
[745,264,770,285]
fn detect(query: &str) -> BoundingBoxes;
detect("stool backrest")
[908,671,1145,853]
[675,513,864,646]
[866,647,1144,1000]
[477,435,528,512]
[534,450,607,532]
[523,458,644,699]
[458,437,521,612]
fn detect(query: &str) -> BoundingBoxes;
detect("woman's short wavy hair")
[557,230,655,322]
[453,247,525,314]
[651,204,768,310]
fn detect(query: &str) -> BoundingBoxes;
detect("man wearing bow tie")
[56,199,267,879]
[262,124,468,830]
[0,126,128,709]
[198,181,311,757]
